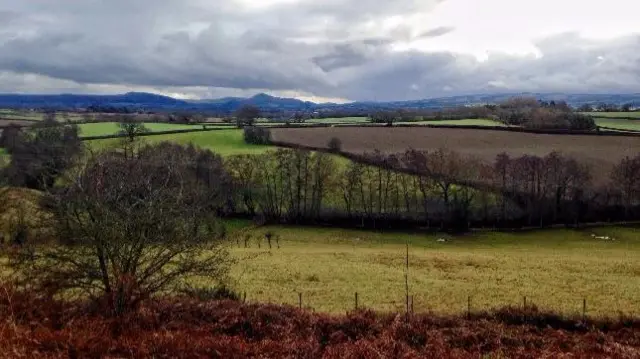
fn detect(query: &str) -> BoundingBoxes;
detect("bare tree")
[8,143,233,315]
[610,155,640,218]
[234,105,261,127]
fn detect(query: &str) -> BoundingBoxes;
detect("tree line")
[223,147,640,230]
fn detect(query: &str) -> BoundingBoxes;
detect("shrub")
[243,126,271,145]
[327,137,342,152]
[179,284,241,301]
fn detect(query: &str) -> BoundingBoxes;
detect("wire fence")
[239,291,615,321]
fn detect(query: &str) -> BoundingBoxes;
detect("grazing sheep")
[591,234,616,241]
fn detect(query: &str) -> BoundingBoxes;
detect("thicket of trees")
[489,97,596,130]
[243,126,271,145]
[223,148,635,229]
[578,103,638,112]
[2,117,82,190]
[364,97,596,130]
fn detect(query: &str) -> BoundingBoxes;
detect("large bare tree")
[9,142,233,315]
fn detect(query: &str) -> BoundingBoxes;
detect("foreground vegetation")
[3,287,640,358]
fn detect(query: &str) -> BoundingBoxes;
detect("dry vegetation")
[270,127,640,183]
[3,286,640,358]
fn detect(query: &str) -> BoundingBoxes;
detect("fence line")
[239,291,607,321]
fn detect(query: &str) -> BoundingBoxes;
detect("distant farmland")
[0,119,39,127]
[86,129,270,156]
[583,111,640,118]
[594,118,640,131]
[395,118,506,127]
[270,126,640,184]
[78,122,199,137]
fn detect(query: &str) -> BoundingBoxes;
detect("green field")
[307,117,371,124]
[0,109,43,121]
[595,118,640,131]
[78,122,200,137]
[223,224,640,316]
[396,118,506,127]
[86,129,270,156]
[0,109,92,122]
[583,112,640,119]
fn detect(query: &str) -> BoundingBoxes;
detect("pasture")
[307,117,370,124]
[77,122,200,137]
[595,118,640,131]
[269,127,640,184]
[583,111,640,119]
[85,129,270,156]
[224,224,640,316]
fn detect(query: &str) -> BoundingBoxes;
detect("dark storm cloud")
[0,0,638,101]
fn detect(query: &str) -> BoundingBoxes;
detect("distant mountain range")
[0,92,639,114]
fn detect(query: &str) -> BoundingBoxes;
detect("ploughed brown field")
[271,127,640,184]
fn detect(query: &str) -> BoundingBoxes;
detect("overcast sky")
[0,0,639,102]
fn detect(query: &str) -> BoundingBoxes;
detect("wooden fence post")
[299,293,302,309]
[410,295,414,314]
[467,296,471,319]
[355,292,358,310]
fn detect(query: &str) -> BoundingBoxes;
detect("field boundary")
[266,122,640,137]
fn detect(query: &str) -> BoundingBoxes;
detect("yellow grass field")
[222,224,640,317]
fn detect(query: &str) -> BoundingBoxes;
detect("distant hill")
[0,91,639,114]
[0,92,189,110]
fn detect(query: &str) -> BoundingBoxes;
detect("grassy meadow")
[78,122,200,137]
[85,129,271,156]
[224,224,640,317]
[583,112,640,118]
[595,118,640,131]
[307,117,370,124]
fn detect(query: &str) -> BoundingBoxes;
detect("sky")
[0,0,639,102]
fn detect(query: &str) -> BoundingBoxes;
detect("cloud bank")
[0,0,639,102]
